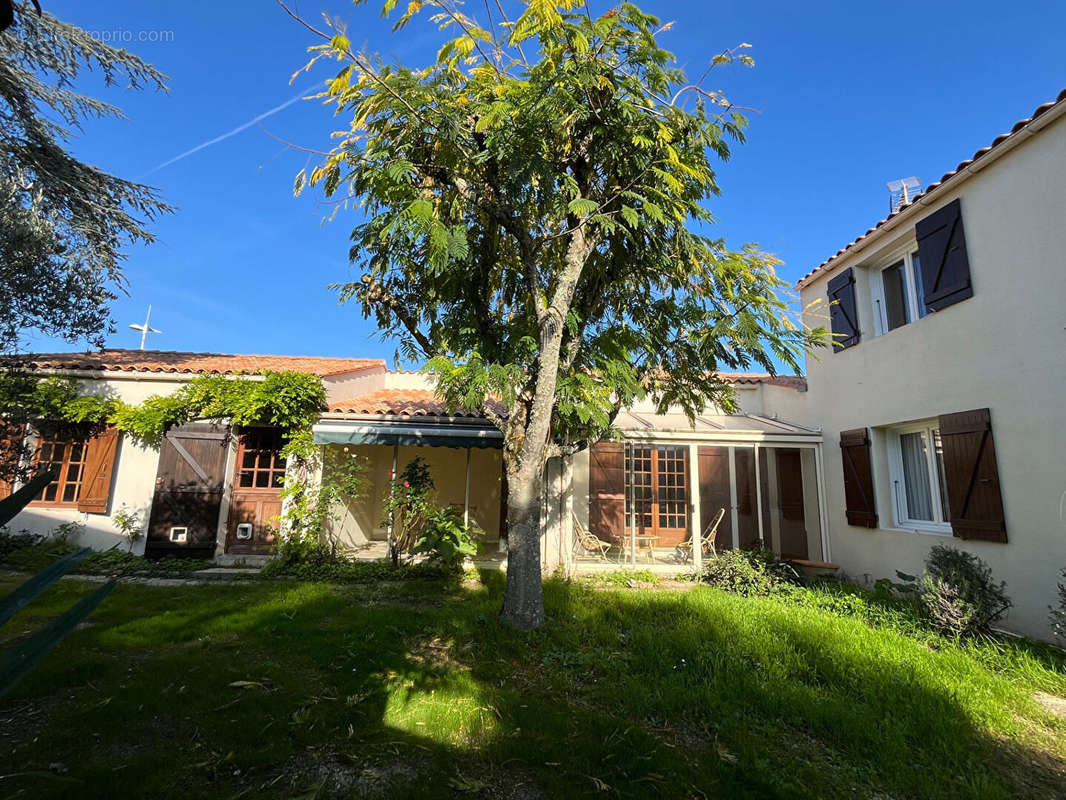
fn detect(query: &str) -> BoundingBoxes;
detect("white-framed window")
[871,250,927,335]
[887,420,951,533]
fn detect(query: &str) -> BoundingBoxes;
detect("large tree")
[0,2,171,352]
[286,0,824,628]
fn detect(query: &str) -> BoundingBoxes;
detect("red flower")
[403,481,410,488]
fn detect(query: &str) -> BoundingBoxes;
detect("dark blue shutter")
[827,268,860,351]
[915,198,973,312]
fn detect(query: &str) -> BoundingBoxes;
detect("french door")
[624,444,689,546]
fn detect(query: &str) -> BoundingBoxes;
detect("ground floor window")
[890,422,950,531]
[236,427,286,489]
[33,434,88,506]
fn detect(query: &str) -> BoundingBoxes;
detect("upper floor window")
[872,250,927,335]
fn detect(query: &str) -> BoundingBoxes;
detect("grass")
[0,538,209,577]
[0,572,1064,799]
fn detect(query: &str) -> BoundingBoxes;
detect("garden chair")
[676,507,726,563]
[572,513,613,561]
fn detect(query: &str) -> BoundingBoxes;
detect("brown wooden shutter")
[840,428,877,528]
[588,442,625,542]
[827,268,860,351]
[915,198,973,312]
[77,426,120,514]
[0,422,26,500]
[938,408,1006,542]
[698,446,733,551]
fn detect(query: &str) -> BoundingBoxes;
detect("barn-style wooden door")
[625,445,689,547]
[145,423,229,558]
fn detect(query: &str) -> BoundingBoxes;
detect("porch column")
[688,443,702,573]
[463,447,471,529]
[754,444,766,548]
[387,444,398,557]
[815,443,831,562]
[627,442,636,566]
[728,447,739,549]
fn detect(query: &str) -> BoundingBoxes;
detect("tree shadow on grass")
[2,575,1065,799]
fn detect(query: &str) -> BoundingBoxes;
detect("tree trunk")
[500,464,545,629]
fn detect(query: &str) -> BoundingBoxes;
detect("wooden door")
[775,449,808,559]
[145,423,229,558]
[734,448,760,549]
[698,446,733,550]
[626,445,689,547]
[226,427,285,555]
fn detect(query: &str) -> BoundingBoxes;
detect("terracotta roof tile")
[797,87,1066,289]
[718,373,807,390]
[329,389,498,418]
[332,373,806,417]
[0,349,386,377]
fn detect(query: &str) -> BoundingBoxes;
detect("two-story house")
[797,88,1066,638]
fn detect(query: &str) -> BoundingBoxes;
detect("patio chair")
[676,507,726,563]
[572,513,613,561]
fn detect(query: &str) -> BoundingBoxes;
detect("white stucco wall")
[799,112,1066,638]
[322,366,387,405]
[4,374,189,555]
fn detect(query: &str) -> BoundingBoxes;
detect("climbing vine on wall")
[0,370,350,550]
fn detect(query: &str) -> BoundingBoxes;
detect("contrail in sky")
[144,83,317,176]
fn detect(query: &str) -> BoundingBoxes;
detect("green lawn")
[1,572,1065,799]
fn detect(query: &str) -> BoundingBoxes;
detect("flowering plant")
[381,457,434,564]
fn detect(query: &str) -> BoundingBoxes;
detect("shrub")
[260,549,448,582]
[917,544,1010,637]
[381,457,434,563]
[112,506,143,552]
[51,521,84,545]
[413,506,477,572]
[1049,567,1066,643]
[701,548,799,597]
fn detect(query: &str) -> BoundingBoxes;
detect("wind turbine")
[129,305,162,350]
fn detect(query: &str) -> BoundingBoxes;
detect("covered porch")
[573,412,828,572]
[311,417,507,560]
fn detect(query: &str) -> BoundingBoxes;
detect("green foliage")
[0,530,204,576]
[277,442,369,561]
[0,6,171,351]
[585,569,660,587]
[111,506,143,553]
[381,457,435,560]
[110,370,326,448]
[1050,567,1066,643]
[259,548,448,583]
[413,506,477,572]
[916,545,1011,638]
[300,0,825,452]
[701,547,799,597]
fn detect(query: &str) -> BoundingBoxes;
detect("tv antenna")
[129,305,162,350]
[886,177,923,213]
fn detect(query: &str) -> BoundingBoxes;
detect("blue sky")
[24,0,1066,368]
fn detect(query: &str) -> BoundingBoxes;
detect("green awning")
[312,421,502,449]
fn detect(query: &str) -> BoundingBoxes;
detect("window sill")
[885,523,953,537]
